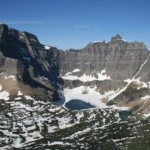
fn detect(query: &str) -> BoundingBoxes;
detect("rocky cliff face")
[59,34,149,88]
[58,34,150,113]
[0,24,61,101]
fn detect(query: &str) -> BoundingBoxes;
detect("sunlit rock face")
[58,34,150,112]
[59,34,149,89]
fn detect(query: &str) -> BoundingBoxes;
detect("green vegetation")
[1,97,150,150]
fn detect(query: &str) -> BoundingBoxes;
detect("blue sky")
[0,0,150,50]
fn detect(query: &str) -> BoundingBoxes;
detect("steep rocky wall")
[59,35,149,92]
[0,24,61,101]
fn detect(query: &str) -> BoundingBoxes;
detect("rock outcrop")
[0,23,61,101]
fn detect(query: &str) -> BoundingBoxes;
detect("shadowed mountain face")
[0,24,62,101]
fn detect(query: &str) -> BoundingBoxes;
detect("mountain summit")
[111,34,124,41]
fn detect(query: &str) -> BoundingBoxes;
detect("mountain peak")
[0,23,8,27]
[110,34,126,42]
[0,23,9,34]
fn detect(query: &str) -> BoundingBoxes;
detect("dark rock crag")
[0,23,61,101]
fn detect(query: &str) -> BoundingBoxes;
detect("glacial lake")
[65,99,95,110]
[119,110,132,120]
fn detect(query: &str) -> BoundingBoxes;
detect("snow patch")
[13,137,22,148]
[18,91,23,96]
[92,41,101,43]
[4,75,16,80]
[48,125,57,133]
[64,86,130,111]
[113,105,129,110]
[103,90,116,97]
[15,97,22,100]
[124,78,132,84]
[48,141,69,146]
[120,39,127,42]
[72,68,80,73]
[24,95,34,100]
[76,112,84,122]
[0,90,9,100]
[64,86,108,108]
[141,95,150,101]
[62,69,111,82]
[44,45,50,49]
[124,78,148,89]
[144,113,150,117]
[140,95,150,104]
[6,112,12,117]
